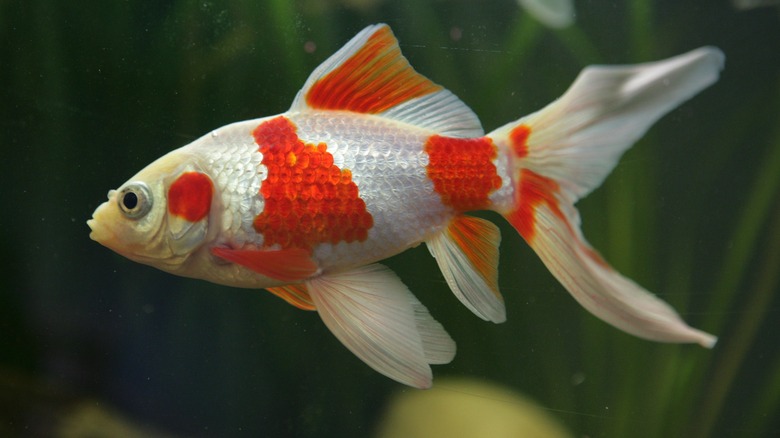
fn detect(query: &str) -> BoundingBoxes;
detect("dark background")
[2,0,779,436]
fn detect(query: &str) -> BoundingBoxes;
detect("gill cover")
[165,169,214,256]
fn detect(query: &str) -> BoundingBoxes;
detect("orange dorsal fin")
[266,284,315,311]
[289,24,483,137]
[211,247,318,283]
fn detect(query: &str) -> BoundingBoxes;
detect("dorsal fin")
[290,24,483,137]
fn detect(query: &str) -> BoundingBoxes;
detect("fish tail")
[488,47,724,347]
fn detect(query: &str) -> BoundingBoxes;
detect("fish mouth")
[88,190,116,242]
[87,202,143,262]
[87,201,116,245]
[86,197,170,267]
[87,217,105,242]
[87,218,96,238]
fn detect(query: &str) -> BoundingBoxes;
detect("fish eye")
[117,182,153,219]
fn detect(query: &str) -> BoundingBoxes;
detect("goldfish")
[88,24,723,388]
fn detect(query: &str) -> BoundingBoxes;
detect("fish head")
[88,149,214,273]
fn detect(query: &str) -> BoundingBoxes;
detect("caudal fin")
[490,47,724,347]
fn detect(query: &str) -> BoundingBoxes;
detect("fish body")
[88,24,723,388]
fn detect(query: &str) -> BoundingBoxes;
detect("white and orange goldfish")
[88,24,722,388]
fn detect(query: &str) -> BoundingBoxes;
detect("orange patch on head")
[424,135,502,211]
[510,124,531,159]
[168,172,213,222]
[253,116,373,250]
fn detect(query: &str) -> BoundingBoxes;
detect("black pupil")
[123,192,139,210]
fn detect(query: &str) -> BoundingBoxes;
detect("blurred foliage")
[1,0,779,437]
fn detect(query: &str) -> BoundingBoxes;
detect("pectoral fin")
[211,247,319,283]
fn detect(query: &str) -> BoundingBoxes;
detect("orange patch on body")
[252,116,373,250]
[167,172,213,222]
[305,26,442,114]
[424,135,502,211]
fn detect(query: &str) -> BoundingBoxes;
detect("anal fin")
[427,215,506,323]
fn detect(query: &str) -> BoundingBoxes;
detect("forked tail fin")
[490,47,724,347]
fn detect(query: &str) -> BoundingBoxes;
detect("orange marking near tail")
[424,135,503,211]
[509,169,609,268]
[510,169,565,242]
[305,26,442,114]
[510,124,531,159]
[253,116,373,250]
[167,172,213,222]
